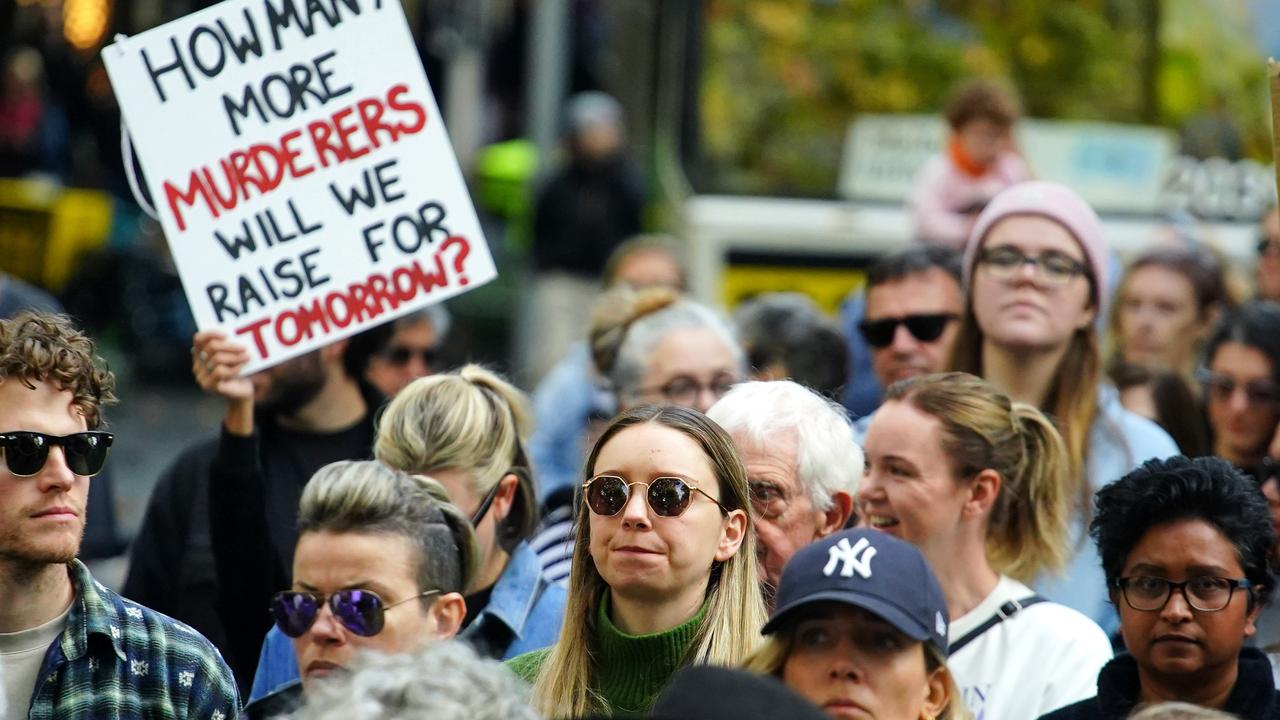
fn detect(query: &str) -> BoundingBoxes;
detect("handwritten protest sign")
[102,0,495,373]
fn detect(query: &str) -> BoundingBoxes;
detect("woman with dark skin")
[1039,456,1279,719]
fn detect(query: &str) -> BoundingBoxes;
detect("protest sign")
[102,0,496,373]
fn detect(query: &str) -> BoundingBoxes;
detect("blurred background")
[2,0,1279,583]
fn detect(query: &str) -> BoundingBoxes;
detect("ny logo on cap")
[824,537,876,579]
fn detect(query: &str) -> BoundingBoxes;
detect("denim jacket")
[247,541,565,702]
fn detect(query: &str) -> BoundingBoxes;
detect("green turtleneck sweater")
[507,594,709,717]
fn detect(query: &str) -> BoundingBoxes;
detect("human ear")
[818,491,854,535]
[962,469,1001,519]
[489,473,520,523]
[1245,598,1263,638]
[714,508,748,563]
[920,665,950,720]
[430,591,467,639]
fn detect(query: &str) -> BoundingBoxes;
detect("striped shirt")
[25,560,240,720]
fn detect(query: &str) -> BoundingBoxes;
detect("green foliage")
[698,0,1270,197]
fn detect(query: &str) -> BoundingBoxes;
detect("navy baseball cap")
[762,528,951,657]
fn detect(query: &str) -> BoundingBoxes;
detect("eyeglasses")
[380,345,440,368]
[858,313,958,348]
[637,375,738,407]
[1257,235,1280,257]
[1113,576,1252,613]
[582,475,729,518]
[1198,370,1279,409]
[270,588,440,638]
[0,431,114,477]
[977,246,1089,287]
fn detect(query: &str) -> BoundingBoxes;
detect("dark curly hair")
[1092,455,1274,608]
[0,312,116,428]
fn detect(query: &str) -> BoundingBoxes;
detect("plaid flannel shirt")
[23,559,240,720]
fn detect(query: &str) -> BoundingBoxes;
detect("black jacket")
[123,383,382,692]
[531,153,644,277]
[1039,647,1280,719]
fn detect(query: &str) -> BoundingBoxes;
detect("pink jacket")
[909,151,1031,249]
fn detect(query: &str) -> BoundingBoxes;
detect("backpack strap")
[948,594,1047,655]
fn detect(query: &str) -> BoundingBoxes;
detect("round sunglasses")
[0,431,114,477]
[582,475,728,518]
[270,588,440,638]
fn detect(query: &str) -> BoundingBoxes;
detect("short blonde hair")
[375,365,539,547]
[298,460,481,595]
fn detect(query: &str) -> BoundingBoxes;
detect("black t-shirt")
[463,585,494,629]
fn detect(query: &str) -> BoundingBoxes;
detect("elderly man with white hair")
[706,380,862,601]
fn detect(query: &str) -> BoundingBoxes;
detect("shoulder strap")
[948,594,1047,655]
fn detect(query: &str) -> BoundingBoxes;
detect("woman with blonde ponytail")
[509,405,767,718]
[857,372,1113,720]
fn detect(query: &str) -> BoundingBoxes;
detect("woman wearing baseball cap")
[949,181,1178,634]
[743,527,965,720]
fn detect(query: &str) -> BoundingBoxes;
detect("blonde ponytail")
[886,373,1072,582]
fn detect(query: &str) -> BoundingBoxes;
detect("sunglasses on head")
[858,314,958,349]
[381,345,440,368]
[582,475,728,518]
[0,431,113,477]
[270,588,440,638]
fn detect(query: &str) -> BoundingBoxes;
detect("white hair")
[707,380,862,510]
[612,299,745,401]
[289,642,541,720]
[1128,703,1238,720]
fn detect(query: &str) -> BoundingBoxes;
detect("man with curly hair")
[0,311,239,719]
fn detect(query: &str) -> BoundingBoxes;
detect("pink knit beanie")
[961,181,1108,316]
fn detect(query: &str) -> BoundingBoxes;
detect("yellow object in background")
[720,263,866,315]
[0,178,113,292]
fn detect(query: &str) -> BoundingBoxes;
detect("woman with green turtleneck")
[509,405,767,717]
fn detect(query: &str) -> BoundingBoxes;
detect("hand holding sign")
[103,0,495,374]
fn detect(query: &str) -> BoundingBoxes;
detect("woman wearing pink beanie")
[949,180,1178,637]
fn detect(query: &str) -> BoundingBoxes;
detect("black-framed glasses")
[270,588,440,638]
[637,375,738,407]
[381,345,440,368]
[1113,576,1252,612]
[1198,369,1280,409]
[858,313,958,348]
[1257,234,1280,257]
[583,475,729,518]
[977,246,1089,287]
[0,431,114,477]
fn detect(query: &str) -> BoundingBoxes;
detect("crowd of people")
[7,78,1280,720]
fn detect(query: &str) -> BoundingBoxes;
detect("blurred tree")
[696,0,1269,197]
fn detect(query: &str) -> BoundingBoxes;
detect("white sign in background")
[103,0,496,373]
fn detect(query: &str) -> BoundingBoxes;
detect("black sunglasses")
[381,345,440,368]
[0,431,114,477]
[271,588,440,638]
[858,313,958,348]
[582,475,728,518]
